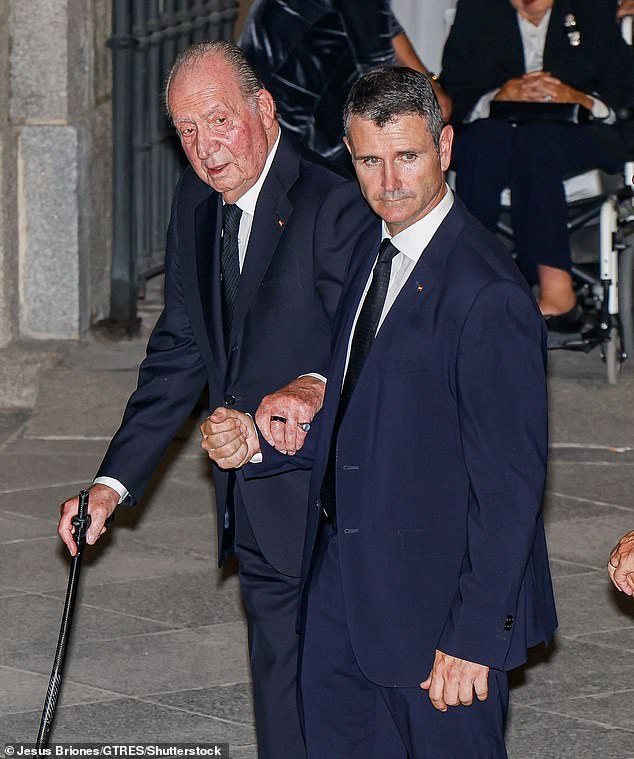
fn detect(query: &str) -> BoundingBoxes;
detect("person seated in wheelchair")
[440,0,634,332]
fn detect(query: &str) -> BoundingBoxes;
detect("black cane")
[35,489,92,749]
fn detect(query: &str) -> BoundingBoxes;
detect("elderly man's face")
[509,0,554,22]
[169,56,277,204]
[345,114,452,236]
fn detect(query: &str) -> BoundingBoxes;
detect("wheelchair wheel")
[619,241,633,359]
[604,326,623,385]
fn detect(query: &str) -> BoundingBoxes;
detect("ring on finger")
[270,415,287,424]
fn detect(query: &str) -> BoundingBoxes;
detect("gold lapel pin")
[416,283,424,293]
[277,218,284,227]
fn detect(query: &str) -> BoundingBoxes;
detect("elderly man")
[204,67,558,758]
[57,41,376,758]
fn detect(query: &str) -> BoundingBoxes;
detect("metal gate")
[109,0,239,324]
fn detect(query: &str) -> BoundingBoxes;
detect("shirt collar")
[517,8,551,35]
[230,129,281,215]
[382,184,454,261]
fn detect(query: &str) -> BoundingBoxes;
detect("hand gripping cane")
[36,489,92,748]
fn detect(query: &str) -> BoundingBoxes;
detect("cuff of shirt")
[589,96,614,123]
[93,476,129,504]
[244,413,263,464]
[299,372,327,384]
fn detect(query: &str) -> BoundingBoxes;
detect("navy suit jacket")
[250,196,558,684]
[96,133,378,577]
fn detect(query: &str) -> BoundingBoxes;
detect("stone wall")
[0,0,112,343]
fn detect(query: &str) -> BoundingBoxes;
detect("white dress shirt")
[94,132,282,502]
[467,9,611,123]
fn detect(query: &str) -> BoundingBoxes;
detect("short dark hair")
[343,66,444,149]
[164,40,263,117]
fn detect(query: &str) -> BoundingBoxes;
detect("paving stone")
[149,682,254,726]
[0,410,29,445]
[546,461,634,514]
[0,511,57,541]
[547,558,602,578]
[2,623,250,697]
[574,626,634,653]
[0,451,101,494]
[506,704,634,759]
[511,638,634,706]
[546,514,634,569]
[50,571,244,629]
[552,572,634,638]
[0,665,117,718]
[537,689,634,733]
[0,696,252,745]
[0,532,213,594]
[0,593,173,656]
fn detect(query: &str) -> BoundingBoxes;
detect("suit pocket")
[398,528,464,559]
[382,358,430,374]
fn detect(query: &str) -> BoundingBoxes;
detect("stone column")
[9,0,111,339]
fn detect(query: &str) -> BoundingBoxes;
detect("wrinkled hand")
[58,483,118,557]
[617,0,634,18]
[420,650,489,712]
[255,376,325,455]
[495,72,592,108]
[200,407,260,469]
[608,530,634,596]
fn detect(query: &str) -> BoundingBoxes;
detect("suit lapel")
[228,135,299,356]
[195,192,226,374]
[339,198,468,418]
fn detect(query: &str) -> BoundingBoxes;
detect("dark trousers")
[453,119,623,282]
[234,493,305,759]
[300,525,509,759]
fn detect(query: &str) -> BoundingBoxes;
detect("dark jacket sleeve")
[96,181,208,503]
[334,0,398,70]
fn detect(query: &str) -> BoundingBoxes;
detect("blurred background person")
[239,0,451,168]
[441,0,634,330]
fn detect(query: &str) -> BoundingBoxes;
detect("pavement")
[1,291,634,758]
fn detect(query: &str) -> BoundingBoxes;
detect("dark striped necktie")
[320,238,400,524]
[220,203,243,353]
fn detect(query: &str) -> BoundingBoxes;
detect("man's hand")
[420,650,489,712]
[58,483,118,557]
[608,530,634,596]
[200,407,260,469]
[617,0,634,19]
[255,376,325,455]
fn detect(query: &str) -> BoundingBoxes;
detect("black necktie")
[320,238,400,524]
[221,203,243,352]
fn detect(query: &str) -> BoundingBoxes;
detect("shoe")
[543,304,584,333]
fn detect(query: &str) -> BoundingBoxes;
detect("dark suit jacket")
[96,133,378,577]
[441,0,634,157]
[251,197,557,685]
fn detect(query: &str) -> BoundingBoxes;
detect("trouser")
[453,119,623,282]
[234,495,305,759]
[300,524,509,759]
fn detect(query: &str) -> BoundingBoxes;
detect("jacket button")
[224,394,236,406]
[504,615,514,631]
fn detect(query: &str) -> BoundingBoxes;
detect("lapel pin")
[277,218,284,227]
[416,282,424,293]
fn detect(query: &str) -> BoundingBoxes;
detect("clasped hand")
[494,71,591,108]
[200,408,260,468]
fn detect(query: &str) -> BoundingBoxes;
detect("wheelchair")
[496,163,634,385]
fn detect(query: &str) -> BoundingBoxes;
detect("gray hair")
[164,40,263,117]
[343,66,444,149]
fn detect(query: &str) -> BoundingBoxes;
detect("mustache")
[374,190,415,202]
